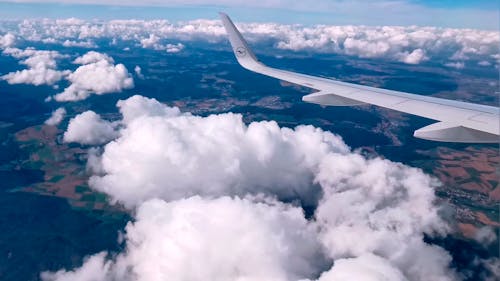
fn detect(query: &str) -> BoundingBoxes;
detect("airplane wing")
[219,12,499,143]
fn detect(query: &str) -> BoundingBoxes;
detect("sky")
[0,0,498,29]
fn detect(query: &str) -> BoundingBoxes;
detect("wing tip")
[218,12,260,69]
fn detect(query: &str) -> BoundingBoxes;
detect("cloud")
[44,94,464,281]
[52,51,134,101]
[41,252,111,281]
[314,153,454,280]
[8,17,499,67]
[1,67,67,86]
[62,39,97,48]
[1,49,133,100]
[44,107,66,126]
[0,32,16,48]
[3,47,59,68]
[88,95,348,208]
[400,49,427,64]
[272,25,497,65]
[133,65,144,79]
[43,196,330,281]
[73,51,114,64]
[316,254,407,281]
[63,111,118,145]
[117,94,181,123]
[165,43,184,53]
[139,33,160,49]
[444,62,465,69]
[139,34,184,52]
[1,47,69,86]
[482,258,500,281]
[473,226,497,246]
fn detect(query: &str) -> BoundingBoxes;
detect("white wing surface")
[219,13,499,143]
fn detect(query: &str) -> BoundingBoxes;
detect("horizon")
[0,0,498,30]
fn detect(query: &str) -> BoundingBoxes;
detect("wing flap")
[303,91,365,106]
[414,122,498,143]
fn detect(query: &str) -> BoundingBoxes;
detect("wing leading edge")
[219,12,499,143]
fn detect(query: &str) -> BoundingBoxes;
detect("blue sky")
[0,0,498,29]
[411,0,497,9]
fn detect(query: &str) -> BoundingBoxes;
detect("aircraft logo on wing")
[235,47,247,57]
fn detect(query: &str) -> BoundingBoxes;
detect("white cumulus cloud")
[165,43,184,53]
[73,51,114,64]
[400,48,427,64]
[41,252,110,281]
[139,33,160,49]
[89,96,348,208]
[1,47,69,86]
[63,110,118,145]
[43,196,330,281]
[42,94,464,281]
[44,107,67,126]
[316,254,407,281]
[62,39,97,48]
[314,153,454,280]
[139,34,184,52]
[0,33,16,48]
[52,51,134,102]
[133,65,144,79]
[7,18,499,67]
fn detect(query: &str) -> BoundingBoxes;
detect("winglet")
[219,12,262,71]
